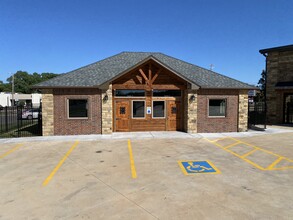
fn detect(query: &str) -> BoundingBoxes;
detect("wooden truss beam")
[139,68,149,84]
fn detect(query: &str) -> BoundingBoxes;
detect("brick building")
[260,45,293,124]
[35,52,254,135]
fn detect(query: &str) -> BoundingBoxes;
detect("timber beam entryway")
[112,60,187,132]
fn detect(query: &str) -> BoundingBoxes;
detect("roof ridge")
[121,51,162,55]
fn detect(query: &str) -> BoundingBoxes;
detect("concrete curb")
[0,127,292,144]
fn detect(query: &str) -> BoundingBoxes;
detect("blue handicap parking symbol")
[178,160,220,175]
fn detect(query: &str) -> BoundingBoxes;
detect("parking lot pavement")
[0,131,293,219]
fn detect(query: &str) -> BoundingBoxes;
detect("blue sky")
[0,0,292,85]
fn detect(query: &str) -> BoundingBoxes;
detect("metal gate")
[284,94,293,124]
[248,102,266,130]
[0,106,42,138]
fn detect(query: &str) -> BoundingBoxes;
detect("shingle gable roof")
[34,52,254,89]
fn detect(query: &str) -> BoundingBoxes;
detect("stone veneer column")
[185,90,197,133]
[266,52,279,124]
[42,89,54,136]
[101,84,113,134]
[238,90,248,132]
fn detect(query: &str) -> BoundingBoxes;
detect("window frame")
[152,100,166,119]
[67,98,89,119]
[208,98,227,118]
[131,100,146,119]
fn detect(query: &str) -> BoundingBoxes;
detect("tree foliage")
[0,80,11,92]
[255,70,266,102]
[1,71,58,93]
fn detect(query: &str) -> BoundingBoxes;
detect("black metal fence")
[248,102,266,130]
[0,106,42,138]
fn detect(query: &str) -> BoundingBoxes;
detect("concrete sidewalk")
[0,126,292,144]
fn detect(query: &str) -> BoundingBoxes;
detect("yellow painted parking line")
[127,139,137,179]
[228,137,293,162]
[224,141,241,149]
[270,166,293,171]
[241,148,258,158]
[206,139,266,170]
[210,137,228,143]
[42,140,79,186]
[0,144,23,159]
[205,137,293,171]
[266,157,284,170]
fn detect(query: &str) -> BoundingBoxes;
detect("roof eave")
[259,44,293,54]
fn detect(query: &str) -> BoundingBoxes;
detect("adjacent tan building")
[260,45,293,124]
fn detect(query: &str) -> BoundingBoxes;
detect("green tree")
[0,80,11,92]
[7,71,32,94]
[40,72,59,81]
[5,71,59,94]
[0,80,4,92]
[255,70,266,102]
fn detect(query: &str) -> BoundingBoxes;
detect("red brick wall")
[197,89,238,133]
[53,88,102,135]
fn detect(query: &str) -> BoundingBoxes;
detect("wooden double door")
[115,100,182,132]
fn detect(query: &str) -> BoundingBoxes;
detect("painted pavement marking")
[42,140,79,186]
[0,144,24,159]
[128,139,137,179]
[205,137,293,171]
[178,160,221,175]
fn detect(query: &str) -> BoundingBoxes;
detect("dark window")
[115,90,145,97]
[152,90,181,97]
[120,107,126,115]
[132,101,145,118]
[153,101,165,118]
[171,107,177,114]
[209,99,226,117]
[68,99,88,118]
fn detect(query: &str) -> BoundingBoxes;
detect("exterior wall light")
[189,95,196,102]
[103,94,108,103]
